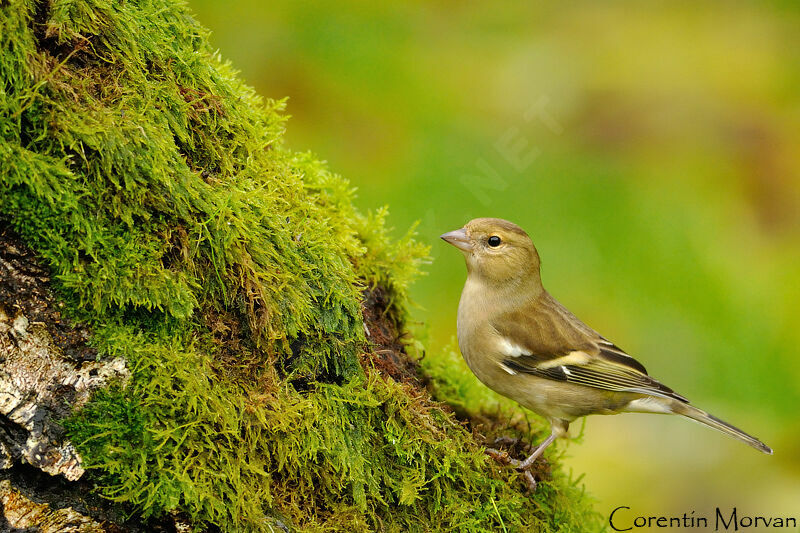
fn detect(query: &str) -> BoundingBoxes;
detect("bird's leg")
[517,432,556,471]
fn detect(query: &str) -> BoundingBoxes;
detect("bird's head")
[440,218,542,287]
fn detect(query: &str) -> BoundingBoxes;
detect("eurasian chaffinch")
[441,218,771,487]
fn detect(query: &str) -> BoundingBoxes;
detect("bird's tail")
[672,402,773,455]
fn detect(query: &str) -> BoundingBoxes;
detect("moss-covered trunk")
[0,1,599,530]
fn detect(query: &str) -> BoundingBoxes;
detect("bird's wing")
[491,295,688,403]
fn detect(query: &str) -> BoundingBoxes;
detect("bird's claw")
[492,436,520,447]
[484,448,538,492]
[519,469,537,492]
[485,447,518,466]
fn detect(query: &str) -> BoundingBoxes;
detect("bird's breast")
[456,283,510,386]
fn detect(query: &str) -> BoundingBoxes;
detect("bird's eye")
[487,235,502,247]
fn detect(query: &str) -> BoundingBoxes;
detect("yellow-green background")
[190,1,800,527]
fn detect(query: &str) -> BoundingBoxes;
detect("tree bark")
[0,223,175,532]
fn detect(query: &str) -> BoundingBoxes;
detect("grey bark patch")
[0,222,129,480]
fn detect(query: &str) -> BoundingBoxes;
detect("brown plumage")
[441,218,772,486]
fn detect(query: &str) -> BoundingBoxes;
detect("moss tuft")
[2,0,600,530]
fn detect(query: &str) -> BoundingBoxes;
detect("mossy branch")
[1,1,600,531]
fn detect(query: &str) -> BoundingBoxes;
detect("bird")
[441,217,772,488]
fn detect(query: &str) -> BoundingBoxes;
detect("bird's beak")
[440,228,472,252]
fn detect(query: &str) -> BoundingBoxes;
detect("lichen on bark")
[1,0,600,531]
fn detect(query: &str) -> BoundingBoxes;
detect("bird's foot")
[485,432,558,492]
[484,447,538,492]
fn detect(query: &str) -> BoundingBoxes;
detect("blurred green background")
[189,0,800,527]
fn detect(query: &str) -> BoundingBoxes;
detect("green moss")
[1,0,600,531]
